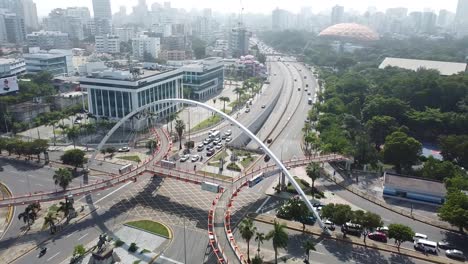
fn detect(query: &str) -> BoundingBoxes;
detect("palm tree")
[146,139,158,153]
[166,113,177,135]
[44,213,57,234]
[53,168,73,191]
[219,96,230,113]
[303,239,316,263]
[18,205,38,229]
[58,200,74,218]
[255,232,266,257]
[233,87,245,106]
[266,221,288,264]
[47,118,60,146]
[239,218,256,263]
[175,119,186,150]
[306,162,321,198]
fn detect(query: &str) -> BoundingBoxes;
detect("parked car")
[191,155,200,162]
[308,92,311,95]
[368,232,388,243]
[245,108,250,113]
[118,147,130,152]
[206,145,213,151]
[324,220,335,231]
[437,241,458,250]
[413,233,428,241]
[179,155,190,162]
[376,226,389,234]
[221,134,227,140]
[446,250,465,260]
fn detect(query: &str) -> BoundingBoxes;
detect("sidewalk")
[250,213,455,264]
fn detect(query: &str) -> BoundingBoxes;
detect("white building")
[114,27,136,42]
[80,68,184,129]
[0,58,26,78]
[26,31,70,50]
[24,48,73,76]
[132,35,161,60]
[95,35,120,54]
[182,57,224,100]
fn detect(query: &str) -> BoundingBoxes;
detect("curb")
[249,214,456,264]
[7,205,99,264]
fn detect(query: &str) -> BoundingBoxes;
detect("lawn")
[192,115,222,132]
[208,161,220,166]
[233,149,254,157]
[286,176,309,193]
[212,151,229,161]
[126,220,170,238]
[240,156,255,168]
[117,155,141,163]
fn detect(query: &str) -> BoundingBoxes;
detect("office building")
[44,9,84,40]
[0,58,26,78]
[182,57,224,100]
[21,0,38,30]
[80,68,184,128]
[455,0,468,36]
[438,9,454,28]
[92,0,111,19]
[272,8,292,31]
[65,7,91,23]
[94,17,111,35]
[24,48,73,76]
[132,35,161,60]
[4,12,25,44]
[422,11,437,34]
[160,50,188,61]
[95,35,120,54]
[331,5,344,25]
[229,27,250,58]
[27,31,70,50]
[114,27,136,42]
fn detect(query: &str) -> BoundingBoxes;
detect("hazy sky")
[35,0,459,17]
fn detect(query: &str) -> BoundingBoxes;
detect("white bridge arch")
[88,98,328,232]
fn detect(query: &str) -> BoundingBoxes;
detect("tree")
[43,213,57,234]
[73,244,86,257]
[383,131,422,173]
[362,96,409,122]
[438,190,468,232]
[18,204,38,229]
[421,157,458,181]
[192,36,206,59]
[266,220,288,264]
[320,203,353,226]
[439,135,468,168]
[53,168,73,191]
[146,139,158,153]
[352,134,378,167]
[365,115,399,147]
[251,255,263,264]
[60,149,87,171]
[175,119,186,150]
[65,125,80,148]
[388,224,414,251]
[239,218,256,263]
[303,239,316,263]
[166,113,178,135]
[258,53,266,64]
[105,147,116,159]
[233,87,245,105]
[255,232,266,257]
[219,96,231,113]
[31,139,48,162]
[306,162,321,198]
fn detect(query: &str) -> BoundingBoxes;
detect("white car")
[224,130,232,136]
[203,139,210,145]
[245,108,250,113]
[191,155,200,162]
[377,226,389,233]
[225,137,232,142]
[118,147,130,152]
[179,154,190,162]
[413,233,428,240]
[215,144,223,150]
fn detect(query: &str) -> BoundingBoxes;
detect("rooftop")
[319,23,379,41]
[384,172,447,197]
[379,57,468,76]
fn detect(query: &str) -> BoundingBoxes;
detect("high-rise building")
[456,0,468,24]
[438,9,455,27]
[229,27,250,58]
[331,5,344,25]
[2,12,25,44]
[65,7,91,23]
[95,35,120,53]
[92,0,111,19]
[21,0,38,30]
[27,31,70,50]
[115,27,136,42]
[422,11,437,34]
[132,35,161,60]
[44,9,84,40]
[272,8,290,31]
[385,7,408,20]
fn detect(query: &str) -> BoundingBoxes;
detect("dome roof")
[319,23,379,41]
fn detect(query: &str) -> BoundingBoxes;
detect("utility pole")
[184,218,187,264]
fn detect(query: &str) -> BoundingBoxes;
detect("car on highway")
[446,249,465,260]
[203,139,210,145]
[304,88,308,92]
[414,239,438,254]
[308,92,311,95]
[413,233,428,241]
[368,232,388,243]
[224,130,232,136]
[437,241,458,250]
[245,108,250,113]
[298,87,301,91]
[261,105,266,108]
[197,144,204,152]
[266,138,272,144]
[306,84,309,88]
[221,134,227,140]
[206,149,215,156]
[294,79,297,81]
[118,147,130,152]
[225,137,232,142]
[179,154,190,162]
[191,155,200,162]
[215,144,223,150]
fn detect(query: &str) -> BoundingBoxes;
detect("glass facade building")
[182,57,224,100]
[80,69,184,128]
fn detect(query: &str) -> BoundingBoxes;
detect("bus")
[209,131,220,139]
[119,164,133,174]
[308,98,313,105]
[248,174,264,187]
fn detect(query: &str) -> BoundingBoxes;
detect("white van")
[414,239,438,254]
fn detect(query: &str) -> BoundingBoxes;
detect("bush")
[73,244,86,257]
[128,242,138,252]
[227,162,241,172]
[115,239,124,247]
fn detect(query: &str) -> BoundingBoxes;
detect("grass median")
[126,220,170,238]
[192,115,222,132]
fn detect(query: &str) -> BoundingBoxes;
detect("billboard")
[0,76,18,95]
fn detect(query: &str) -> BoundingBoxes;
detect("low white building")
[95,35,120,54]
[26,30,70,50]
[0,58,26,78]
[379,57,468,76]
[132,35,161,60]
[114,27,137,42]
[24,48,73,76]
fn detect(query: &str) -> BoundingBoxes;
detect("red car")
[368,232,387,243]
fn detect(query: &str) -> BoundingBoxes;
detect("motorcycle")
[38,247,47,258]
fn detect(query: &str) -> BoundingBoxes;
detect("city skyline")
[35,0,459,17]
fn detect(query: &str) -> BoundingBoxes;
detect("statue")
[96,233,109,252]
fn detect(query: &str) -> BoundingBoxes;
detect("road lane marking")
[78,233,89,241]
[66,231,76,238]
[255,196,271,213]
[94,181,132,204]
[159,255,184,264]
[47,252,60,261]
[310,251,325,255]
